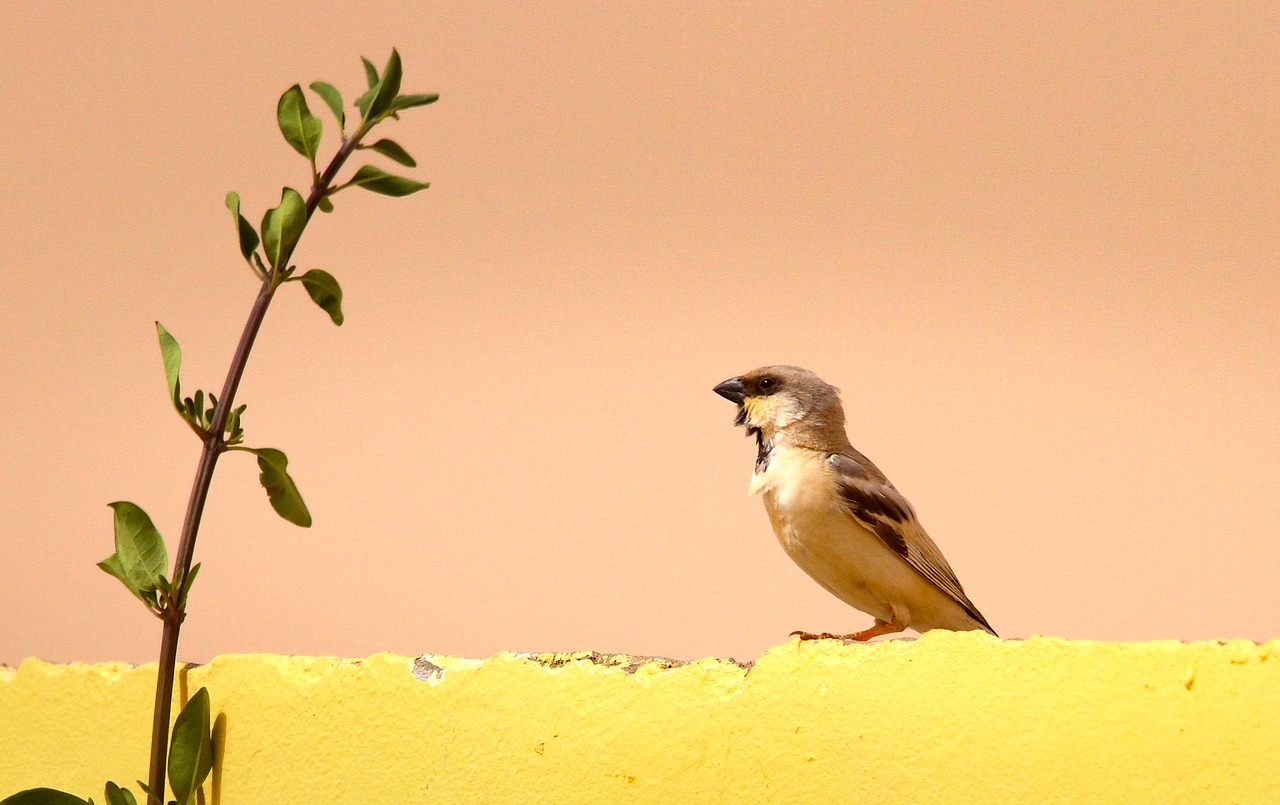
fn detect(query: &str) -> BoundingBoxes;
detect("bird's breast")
[750,446,840,553]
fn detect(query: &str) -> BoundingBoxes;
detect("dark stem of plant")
[145,126,367,802]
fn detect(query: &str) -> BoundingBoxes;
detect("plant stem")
[145,127,366,802]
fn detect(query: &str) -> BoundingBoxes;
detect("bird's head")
[713,365,847,446]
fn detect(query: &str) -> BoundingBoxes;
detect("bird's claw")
[790,620,906,642]
[790,630,848,641]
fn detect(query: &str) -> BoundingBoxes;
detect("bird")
[713,365,996,641]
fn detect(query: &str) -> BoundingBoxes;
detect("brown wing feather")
[828,453,995,633]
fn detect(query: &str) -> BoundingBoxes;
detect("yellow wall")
[3,632,1279,803]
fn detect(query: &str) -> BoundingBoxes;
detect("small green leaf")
[292,269,344,325]
[387,93,439,114]
[156,322,183,414]
[224,192,260,267]
[362,138,416,167]
[308,81,344,129]
[168,688,213,805]
[177,563,201,610]
[226,403,247,444]
[277,84,323,165]
[193,390,204,427]
[344,165,429,197]
[103,783,136,805]
[260,187,307,270]
[354,87,376,119]
[364,48,403,122]
[246,448,312,527]
[317,195,334,214]
[0,789,93,805]
[109,501,168,594]
[361,56,379,88]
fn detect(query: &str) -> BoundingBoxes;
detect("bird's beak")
[713,377,747,404]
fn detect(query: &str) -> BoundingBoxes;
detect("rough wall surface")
[2,632,1278,803]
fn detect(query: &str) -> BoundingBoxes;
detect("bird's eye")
[759,377,775,390]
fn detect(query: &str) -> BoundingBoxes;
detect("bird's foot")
[790,631,846,641]
[791,620,906,642]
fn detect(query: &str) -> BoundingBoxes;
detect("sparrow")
[714,365,996,641]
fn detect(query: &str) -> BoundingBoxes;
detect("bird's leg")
[791,619,906,642]
[850,619,905,641]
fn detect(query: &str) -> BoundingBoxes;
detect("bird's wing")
[827,452,994,632]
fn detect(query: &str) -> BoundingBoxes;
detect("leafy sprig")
[0,48,437,805]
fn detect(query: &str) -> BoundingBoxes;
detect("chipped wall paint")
[2,632,1279,802]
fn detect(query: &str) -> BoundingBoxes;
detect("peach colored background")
[2,4,1277,666]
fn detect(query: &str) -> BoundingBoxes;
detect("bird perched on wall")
[714,365,996,641]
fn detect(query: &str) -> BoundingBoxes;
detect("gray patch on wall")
[412,655,446,684]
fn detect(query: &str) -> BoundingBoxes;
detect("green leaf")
[387,93,439,114]
[308,81,344,129]
[361,56,379,88]
[363,48,403,122]
[97,553,151,607]
[344,165,429,197]
[0,789,93,805]
[354,55,381,119]
[292,269,344,325]
[224,192,261,266]
[260,187,307,270]
[226,403,247,444]
[156,322,183,414]
[109,501,168,594]
[168,688,213,805]
[177,562,201,610]
[362,138,416,167]
[103,782,136,805]
[246,448,312,527]
[316,195,334,214]
[193,390,204,427]
[354,87,376,119]
[276,84,322,165]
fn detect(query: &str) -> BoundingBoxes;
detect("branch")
[145,124,369,802]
